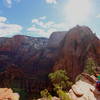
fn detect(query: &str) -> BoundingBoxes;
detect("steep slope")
[53,26,100,80]
[0,35,60,94]
[48,31,67,48]
[0,35,48,72]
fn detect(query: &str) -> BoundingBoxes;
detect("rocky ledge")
[69,73,100,100]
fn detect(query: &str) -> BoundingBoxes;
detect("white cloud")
[3,0,21,8]
[32,19,39,23]
[27,16,68,37]
[0,17,7,22]
[3,0,12,8]
[96,14,100,18]
[6,0,12,5]
[0,16,22,37]
[39,16,47,20]
[46,0,57,4]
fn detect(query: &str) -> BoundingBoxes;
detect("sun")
[64,0,93,26]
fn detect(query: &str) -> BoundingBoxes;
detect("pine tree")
[49,70,72,90]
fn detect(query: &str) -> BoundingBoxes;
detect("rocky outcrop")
[53,26,100,80]
[69,74,100,100]
[0,88,19,100]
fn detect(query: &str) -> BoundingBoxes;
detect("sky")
[0,0,100,38]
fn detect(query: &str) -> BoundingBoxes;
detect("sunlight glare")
[64,0,93,26]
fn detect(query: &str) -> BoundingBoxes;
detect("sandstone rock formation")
[0,25,100,95]
[53,26,100,80]
[69,74,100,100]
[48,31,67,48]
[0,34,60,98]
[0,88,19,100]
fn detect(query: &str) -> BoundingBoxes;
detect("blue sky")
[0,0,100,38]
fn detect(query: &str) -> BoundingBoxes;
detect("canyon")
[0,25,100,97]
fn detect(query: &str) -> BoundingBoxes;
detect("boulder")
[0,88,19,100]
[69,75,100,100]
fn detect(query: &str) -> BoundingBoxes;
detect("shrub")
[84,57,97,75]
[40,89,52,100]
[49,70,73,90]
[54,85,71,100]
[57,89,71,100]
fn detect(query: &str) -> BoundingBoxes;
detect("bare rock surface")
[53,26,100,80]
[0,88,19,100]
[48,31,67,48]
[69,74,100,100]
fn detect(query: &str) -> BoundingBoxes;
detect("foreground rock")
[69,74,100,100]
[0,88,19,100]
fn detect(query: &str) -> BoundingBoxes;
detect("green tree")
[49,70,72,90]
[48,70,72,100]
[53,85,71,100]
[84,57,97,75]
[40,89,52,100]
[57,89,71,100]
